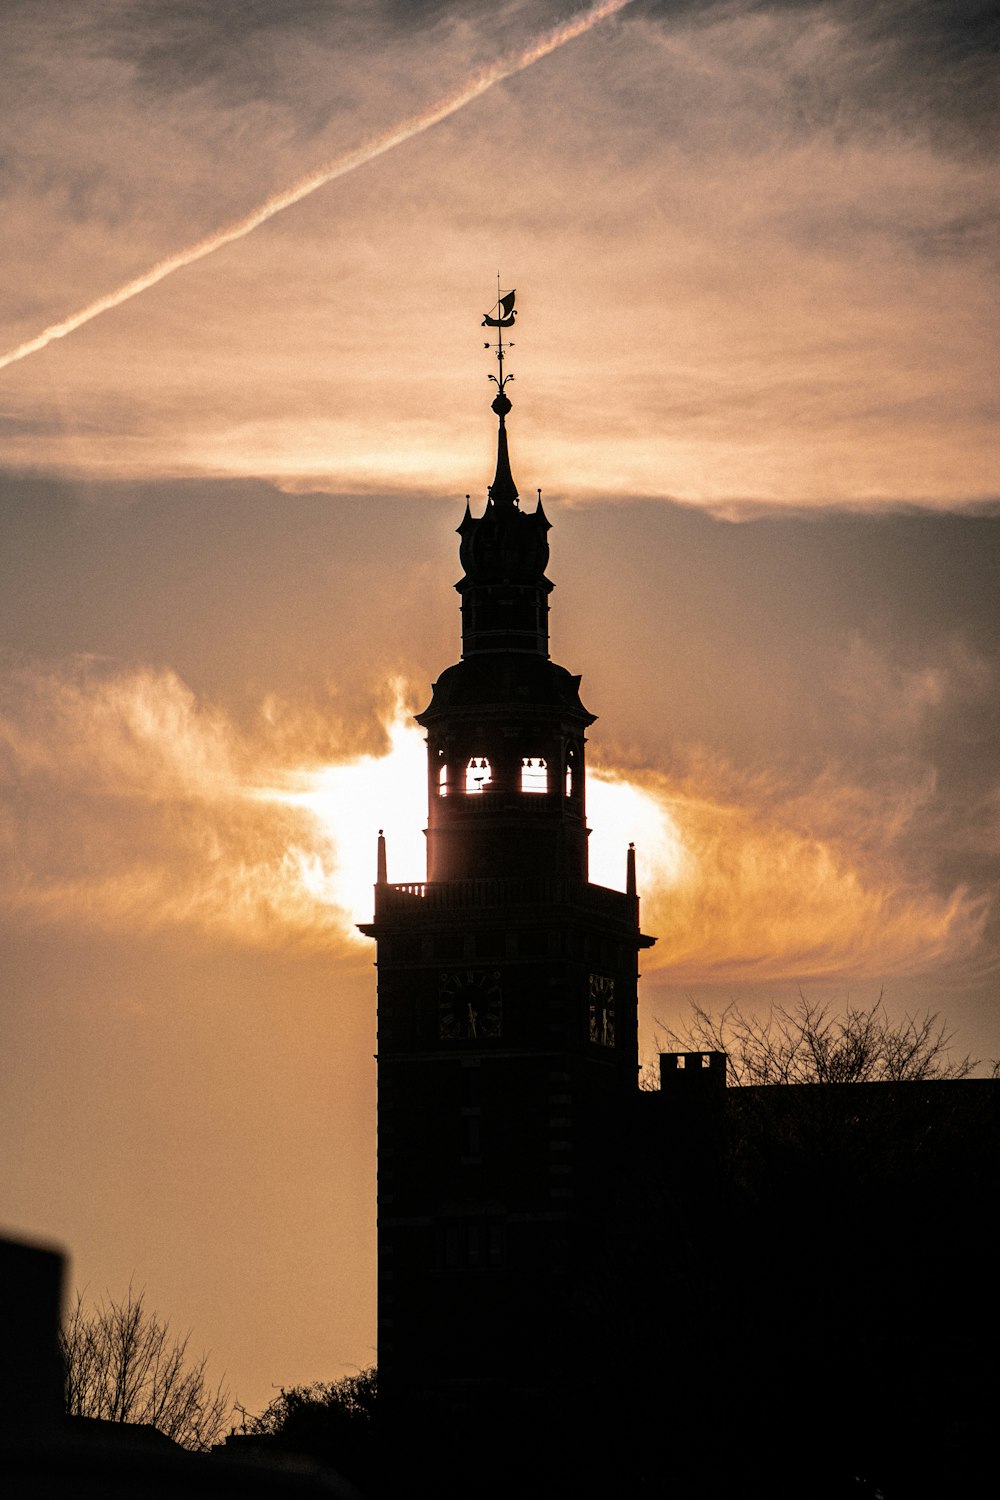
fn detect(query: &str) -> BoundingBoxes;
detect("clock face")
[439,970,503,1042]
[588,974,615,1048]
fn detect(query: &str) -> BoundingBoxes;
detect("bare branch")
[652,992,976,1087]
[60,1288,231,1450]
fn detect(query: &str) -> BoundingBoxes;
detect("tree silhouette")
[233,1370,377,1488]
[651,991,974,1085]
[61,1287,230,1450]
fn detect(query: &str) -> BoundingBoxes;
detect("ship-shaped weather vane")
[482,275,517,411]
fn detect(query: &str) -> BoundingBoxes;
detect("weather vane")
[482,274,517,408]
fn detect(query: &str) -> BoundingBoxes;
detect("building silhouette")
[358,352,655,1430]
[359,318,999,1497]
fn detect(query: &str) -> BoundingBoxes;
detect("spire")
[456,283,552,655]
[489,391,518,509]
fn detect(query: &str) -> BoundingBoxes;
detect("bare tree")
[61,1287,231,1450]
[651,991,974,1086]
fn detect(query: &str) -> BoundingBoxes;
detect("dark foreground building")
[359,335,997,1498]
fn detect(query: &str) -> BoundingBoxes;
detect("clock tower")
[359,296,654,1422]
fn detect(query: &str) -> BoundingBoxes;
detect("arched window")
[465,757,493,794]
[520,757,548,794]
[438,763,448,797]
[565,746,578,799]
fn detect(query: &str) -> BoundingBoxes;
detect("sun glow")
[3,663,985,977]
[269,705,689,938]
[587,768,689,894]
[269,710,428,936]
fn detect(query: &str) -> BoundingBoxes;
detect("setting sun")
[269,701,690,935]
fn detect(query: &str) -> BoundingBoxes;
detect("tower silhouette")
[359,298,654,1424]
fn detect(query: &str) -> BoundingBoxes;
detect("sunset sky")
[2,0,998,1417]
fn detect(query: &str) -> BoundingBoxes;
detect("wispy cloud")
[1,1,994,506]
[0,660,355,949]
[1,656,988,985]
[632,760,989,983]
[0,0,635,372]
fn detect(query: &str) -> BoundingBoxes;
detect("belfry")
[359,292,654,1418]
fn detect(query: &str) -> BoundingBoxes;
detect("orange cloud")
[0,661,354,950]
[2,3,994,508]
[1,659,987,988]
[629,759,989,984]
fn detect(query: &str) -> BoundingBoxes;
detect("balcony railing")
[373,877,638,925]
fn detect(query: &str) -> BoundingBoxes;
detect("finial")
[376,829,387,886]
[626,842,637,897]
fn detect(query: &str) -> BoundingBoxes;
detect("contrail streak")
[0,0,634,373]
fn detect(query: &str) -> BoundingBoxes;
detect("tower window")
[465,757,493,794]
[565,747,578,799]
[439,763,448,797]
[521,757,547,793]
